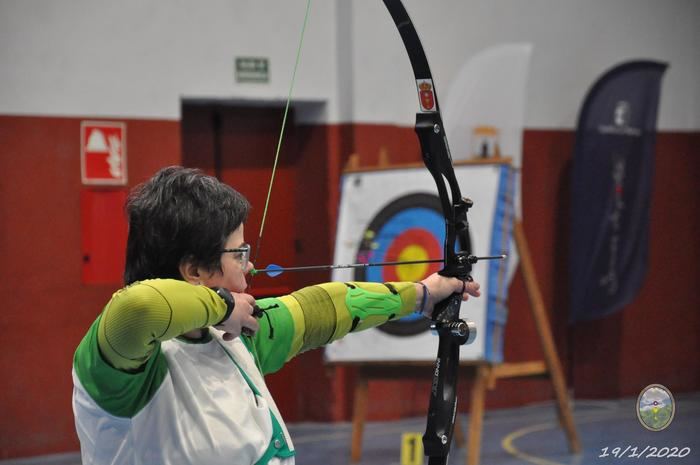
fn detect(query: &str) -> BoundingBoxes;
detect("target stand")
[336,155,580,465]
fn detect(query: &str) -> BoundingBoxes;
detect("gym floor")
[3,391,698,465]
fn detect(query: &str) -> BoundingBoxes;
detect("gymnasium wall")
[1,1,698,129]
[0,116,181,457]
[0,0,698,459]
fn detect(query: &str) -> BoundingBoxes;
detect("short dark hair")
[124,166,250,284]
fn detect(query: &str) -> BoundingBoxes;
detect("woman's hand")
[214,292,259,341]
[416,273,481,318]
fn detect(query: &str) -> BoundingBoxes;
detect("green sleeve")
[97,279,228,371]
[74,315,169,418]
[248,281,417,375]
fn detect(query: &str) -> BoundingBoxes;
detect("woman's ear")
[179,259,202,285]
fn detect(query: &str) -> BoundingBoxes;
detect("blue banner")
[569,61,667,323]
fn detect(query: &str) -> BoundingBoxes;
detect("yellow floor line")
[499,407,669,465]
[501,422,568,465]
[500,409,629,465]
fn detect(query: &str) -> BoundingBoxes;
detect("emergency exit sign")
[235,57,269,83]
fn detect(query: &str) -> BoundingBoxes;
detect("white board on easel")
[325,161,516,363]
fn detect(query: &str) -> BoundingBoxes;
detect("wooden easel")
[342,154,581,465]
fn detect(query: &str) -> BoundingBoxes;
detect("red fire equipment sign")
[81,121,127,185]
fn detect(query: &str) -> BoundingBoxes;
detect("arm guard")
[250,281,417,374]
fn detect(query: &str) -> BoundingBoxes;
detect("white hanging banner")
[442,43,532,171]
[441,43,532,288]
[325,162,516,363]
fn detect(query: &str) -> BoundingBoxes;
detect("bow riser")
[415,114,474,288]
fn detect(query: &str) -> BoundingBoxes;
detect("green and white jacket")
[72,279,417,465]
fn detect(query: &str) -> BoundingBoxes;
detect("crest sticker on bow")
[416,79,437,112]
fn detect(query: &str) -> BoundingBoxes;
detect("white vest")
[73,332,295,465]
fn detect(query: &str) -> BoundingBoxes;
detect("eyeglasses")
[221,243,251,269]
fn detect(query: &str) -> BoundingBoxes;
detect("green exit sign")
[235,57,269,83]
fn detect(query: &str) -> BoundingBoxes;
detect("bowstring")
[251,0,312,272]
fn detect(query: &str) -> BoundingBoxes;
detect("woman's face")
[198,224,253,292]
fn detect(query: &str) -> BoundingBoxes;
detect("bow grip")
[431,292,462,323]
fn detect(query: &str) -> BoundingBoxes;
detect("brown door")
[182,101,302,420]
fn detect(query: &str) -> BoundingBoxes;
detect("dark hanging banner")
[569,60,667,323]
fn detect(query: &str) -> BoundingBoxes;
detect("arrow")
[251,255,506,277]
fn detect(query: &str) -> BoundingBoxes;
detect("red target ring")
[383,228,442,282]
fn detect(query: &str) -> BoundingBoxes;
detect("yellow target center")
[396,245,429,281]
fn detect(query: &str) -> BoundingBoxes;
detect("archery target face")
[327,164,512,362]
[354,193,471,336]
